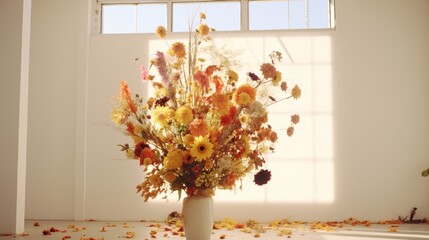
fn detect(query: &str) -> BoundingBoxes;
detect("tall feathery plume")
[155,51,170,88]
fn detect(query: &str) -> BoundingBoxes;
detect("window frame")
[93,0,336,34]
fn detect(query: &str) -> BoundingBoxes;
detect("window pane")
[308,0,330,28]
[289,0,307,29]
[137,4,167,33]
[102,4,136,34]
[249,1,289,30]
[172,1,240,32]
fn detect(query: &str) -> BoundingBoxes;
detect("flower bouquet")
[112,13,301,202]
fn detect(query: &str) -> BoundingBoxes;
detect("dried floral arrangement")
[112,13,301,201]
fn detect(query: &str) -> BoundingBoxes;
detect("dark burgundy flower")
[253,169,271,186]
[247,72,260,81]
[154,96,170,107]
[134,141,149,158]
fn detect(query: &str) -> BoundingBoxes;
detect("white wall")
[25,0,79,220]
[26,0,429,222]
[333,0,429,220]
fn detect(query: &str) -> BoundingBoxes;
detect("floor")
[1,219,429,240]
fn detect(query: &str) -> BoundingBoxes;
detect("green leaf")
[177,189,182,201]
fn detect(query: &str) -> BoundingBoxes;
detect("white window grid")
[92,0,335,34]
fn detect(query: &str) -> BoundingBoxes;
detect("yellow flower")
[233,84,256,106]
[291,84,301,99]
[241,135,251,158]
[163,149,184,170]
[169,42,186,58]
[149,174,162,185]
[190,136,214,162]
[125,149,135,159]
[199,12,206,19]
[153,84,166,97]
[272,71,282,86]
[183,134,195,147]
[155,26,167,38]
[111,108,128,125]
[131,135,144,144]
[198,23,210,36]
[227,70,239,82]
[152,106,174,127]
[143,158,152,166]
[175,106,193,125]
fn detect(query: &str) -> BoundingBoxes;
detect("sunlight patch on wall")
[146,35,333,204]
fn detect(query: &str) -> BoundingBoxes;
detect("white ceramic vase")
[182,195,213,240]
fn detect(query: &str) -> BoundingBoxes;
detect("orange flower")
[213,75,224,93]
[120,81,137,113]
[260,63,277,79]
[188,118,209,136]
[222,173,237,188]
[198,24,210,36]
[204,160,213,169]
[155,26,167,38]
[169,42,186,58]
[233,84,256,106]
[210,93,231,115]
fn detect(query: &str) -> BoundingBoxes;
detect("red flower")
[205,65,220,76]
[139,147,156,166]
[220,114,233,126]
[134,141,149,158]
[213,76,223,93]
[254,169,271,186]
[126,122,135,135]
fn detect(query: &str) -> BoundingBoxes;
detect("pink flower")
[155,51,169,86]
[193,70,209,93]
[140,65,149,81]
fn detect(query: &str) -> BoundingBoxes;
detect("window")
[172,1,241,32]
[101,3,167,34]
[96,0,335,34]
[249,0,332,30]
